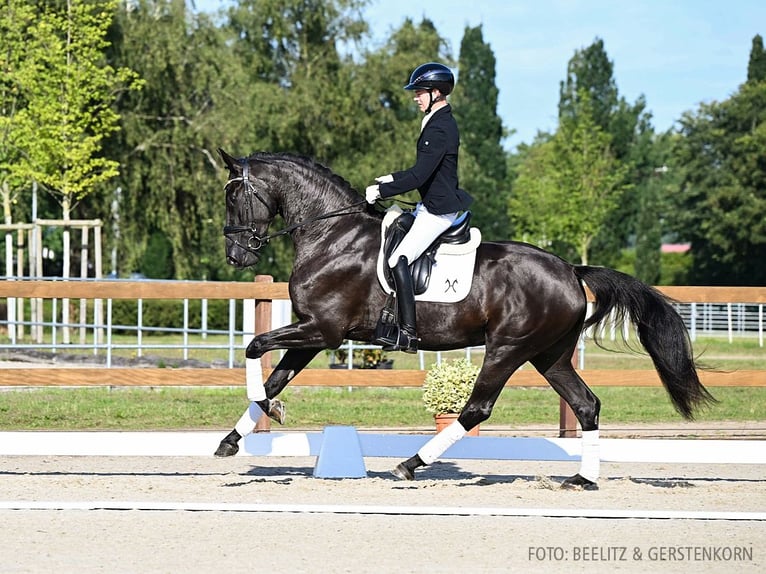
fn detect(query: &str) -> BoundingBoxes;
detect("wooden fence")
[1,280,764,390]
[1,280,765,434]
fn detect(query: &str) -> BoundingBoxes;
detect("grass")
[0,385,763,431]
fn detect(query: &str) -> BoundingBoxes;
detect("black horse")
[214,149,715,489]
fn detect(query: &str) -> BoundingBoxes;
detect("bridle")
[222,162,367,255]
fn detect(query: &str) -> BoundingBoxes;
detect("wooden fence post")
[254,275,273,432]
[559,345,579,438]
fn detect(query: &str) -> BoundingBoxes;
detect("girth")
[382,211,472,295]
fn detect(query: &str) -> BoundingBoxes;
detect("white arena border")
[1,430,765,464]
[2,430,764,522]
[1,500,763,521]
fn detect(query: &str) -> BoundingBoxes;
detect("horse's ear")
[218,148,239,173]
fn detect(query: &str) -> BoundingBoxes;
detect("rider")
[365,62,473,353]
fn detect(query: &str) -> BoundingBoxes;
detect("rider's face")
[413,89,433,112]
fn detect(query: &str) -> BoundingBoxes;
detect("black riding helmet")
[404,62,455,113]
[404,62,455,94]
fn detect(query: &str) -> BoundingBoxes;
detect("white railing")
[1,279,764,370]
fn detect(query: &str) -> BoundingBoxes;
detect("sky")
[195,0,766,150]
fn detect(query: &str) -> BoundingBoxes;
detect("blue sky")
[195,0,765,150]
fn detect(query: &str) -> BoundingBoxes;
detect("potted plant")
[329,347,393,369]
[422,358,480,435]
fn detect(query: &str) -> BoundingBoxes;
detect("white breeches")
[387,203,457,267]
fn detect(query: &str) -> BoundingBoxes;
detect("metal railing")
[1,279,764,369]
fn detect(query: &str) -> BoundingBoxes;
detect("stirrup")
[372,323,399,348]
[379,326,419,354]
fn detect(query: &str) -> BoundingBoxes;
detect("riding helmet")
[404,62,455,95]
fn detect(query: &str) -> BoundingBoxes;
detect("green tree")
[558,37,656,267]
[747,34,766,83]
[508,140,560,249]
[559,38,618,141]
[452,25,509,240]
[0,0,36,225]
[12,0,139,221]
[511,92,629,264]
[225,0,369,164]
[6,0,140,285]
[103,0,249,280]
[141,230,174,279]
[672,77,766,285]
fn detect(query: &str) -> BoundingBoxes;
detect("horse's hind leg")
[533,353,601,490]
[392,352,519,480]
[214,348,319,457]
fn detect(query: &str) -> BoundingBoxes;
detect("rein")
[222,166,367,254]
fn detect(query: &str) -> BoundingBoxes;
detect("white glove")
[365,184,381,204]
[375,174,394,184]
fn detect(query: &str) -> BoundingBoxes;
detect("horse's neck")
[277,172,359,229]
[268,160,380,256]
[288,195,380,262]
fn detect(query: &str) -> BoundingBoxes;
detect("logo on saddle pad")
[376,206,481,303]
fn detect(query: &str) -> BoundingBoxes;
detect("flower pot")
[434,413,479,436]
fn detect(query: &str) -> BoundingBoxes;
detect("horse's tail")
[574,265,717,419]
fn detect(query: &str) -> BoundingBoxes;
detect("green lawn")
[0,385,762,431]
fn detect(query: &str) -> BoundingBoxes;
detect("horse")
[214,149,716,489]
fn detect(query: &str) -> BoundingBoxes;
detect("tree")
[0,0,36,225]
[747,34,766,83]
[672,76,766,285]
[558,37,656,267]
[452,25,509,240]
[511,92,629,264]
[559,38,618,140]
[225,0,369,164]
[12,0,139,221]
[7,0,140,287]
[103,0,253,279]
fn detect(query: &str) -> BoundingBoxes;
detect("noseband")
[222,161,367,255]
[222,162,277,254]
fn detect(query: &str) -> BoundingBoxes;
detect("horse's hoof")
[214,440,239,457]
[560,473,598,490]
[268,399,286,425]
[391,463,414,481]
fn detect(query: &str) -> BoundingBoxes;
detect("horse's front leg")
[243,321,334,422]
[214,348,319,457]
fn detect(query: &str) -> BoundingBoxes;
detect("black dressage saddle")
[382,211,472,295]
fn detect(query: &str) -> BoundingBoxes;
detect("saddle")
[382,210,473,295]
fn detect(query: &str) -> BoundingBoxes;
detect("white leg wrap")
[417,420,467,465]
[578,429,600,482]
[246,357,266,401]
[234,402,264,437]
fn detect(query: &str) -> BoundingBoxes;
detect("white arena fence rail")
[0,278,764,390]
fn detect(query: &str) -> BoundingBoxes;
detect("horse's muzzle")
[226,243,260,268]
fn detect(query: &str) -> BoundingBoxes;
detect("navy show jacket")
[378,104,473,215]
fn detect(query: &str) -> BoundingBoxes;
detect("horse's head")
[219,149,279,268]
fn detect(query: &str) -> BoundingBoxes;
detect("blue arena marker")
[312,426,367,479]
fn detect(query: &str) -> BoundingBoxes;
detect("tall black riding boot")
[381,255,419,353]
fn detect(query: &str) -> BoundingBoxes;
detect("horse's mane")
[247,151,359,197]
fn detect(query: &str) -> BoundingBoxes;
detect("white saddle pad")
[376,206,481,303]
